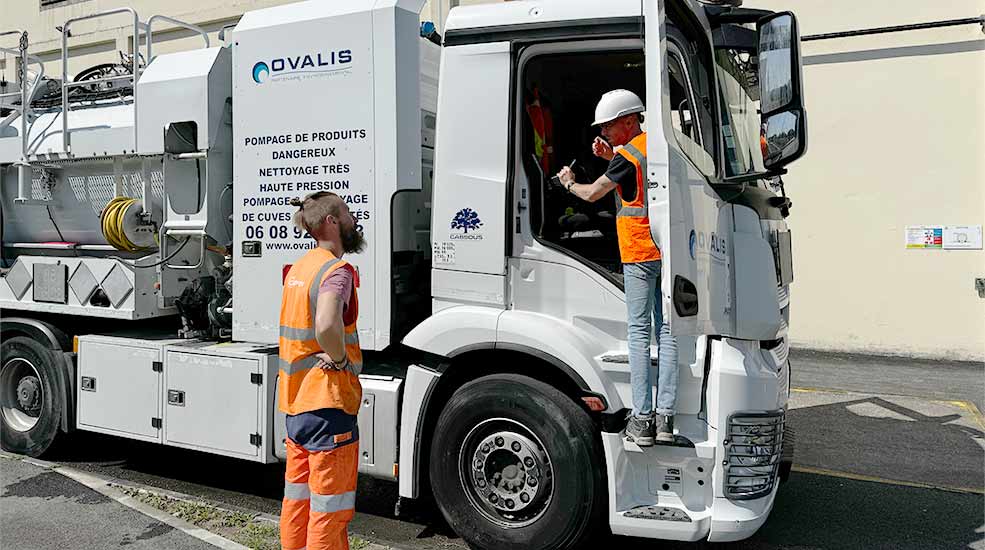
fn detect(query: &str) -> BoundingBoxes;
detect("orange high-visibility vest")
[278,247,363,416]
[614,132,662,264]
[526,89,554,173]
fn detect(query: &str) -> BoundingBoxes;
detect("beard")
[341,224,366,254]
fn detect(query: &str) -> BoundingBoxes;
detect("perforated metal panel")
[87,175,117,214]
[31,177,53,201]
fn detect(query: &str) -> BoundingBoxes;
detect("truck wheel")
[0,337,63,457]
[429,374,604,550]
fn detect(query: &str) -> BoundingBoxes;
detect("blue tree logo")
[451,208,483,233]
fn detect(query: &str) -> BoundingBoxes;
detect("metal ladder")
[0,30,45,202]
[59,9,210,155]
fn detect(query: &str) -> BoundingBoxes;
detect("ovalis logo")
[252,49,353,84]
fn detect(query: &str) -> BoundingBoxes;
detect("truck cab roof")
[445,0,645,35]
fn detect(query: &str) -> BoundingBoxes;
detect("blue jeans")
[624,260,679,417]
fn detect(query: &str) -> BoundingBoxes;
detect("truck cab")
[402,0,805,546]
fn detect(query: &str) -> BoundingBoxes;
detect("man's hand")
[557,166,576,187]
[592,137,614,161]
[314,352,346,370]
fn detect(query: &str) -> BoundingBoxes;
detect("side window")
[668,47,715,176]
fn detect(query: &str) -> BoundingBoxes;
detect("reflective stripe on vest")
[278,247,363,416]
[615,132,661,264]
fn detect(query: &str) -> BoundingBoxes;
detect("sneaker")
[655,415,675,443]
[625,414,656,447]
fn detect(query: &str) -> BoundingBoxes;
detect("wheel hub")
[16,376,42,413]
[469,430,547,516]
[1,357,45,432]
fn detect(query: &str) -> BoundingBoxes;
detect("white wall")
[749,1,985,361]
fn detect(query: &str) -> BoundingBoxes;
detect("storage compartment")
[357,375,403,480]
[163,342,278,462]
[77,335,182,443]
[271,371,403,480]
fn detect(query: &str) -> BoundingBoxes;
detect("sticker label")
[433,242,456,265]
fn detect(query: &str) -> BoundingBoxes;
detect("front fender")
[401,305,502,357]
[496,310,624,412]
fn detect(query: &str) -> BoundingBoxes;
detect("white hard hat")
[592,89,645,126]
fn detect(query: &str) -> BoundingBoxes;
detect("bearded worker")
[278,191,367,550]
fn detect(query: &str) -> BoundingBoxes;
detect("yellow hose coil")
[100,197,143,252]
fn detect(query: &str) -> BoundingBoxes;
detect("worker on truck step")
[278,191,367,550]
[556,89,680,445]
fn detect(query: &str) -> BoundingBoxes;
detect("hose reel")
[100,196,157,251]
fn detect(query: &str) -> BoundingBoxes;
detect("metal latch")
[152,361,163,372]
[81,376,96,391]
[167,390,185,406]
[151,418,162,429]
[250,433,262,446]
[250,373,262,385]
[976,278,985,298]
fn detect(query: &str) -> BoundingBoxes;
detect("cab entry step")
[624,505,693,522]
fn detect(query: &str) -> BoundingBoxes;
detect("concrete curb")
[2,452,247,549]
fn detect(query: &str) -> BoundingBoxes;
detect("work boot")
[655,415,675,443]
[625,414,655,447]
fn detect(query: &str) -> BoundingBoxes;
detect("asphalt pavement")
[1,349,983,550]
[0,457,217,550]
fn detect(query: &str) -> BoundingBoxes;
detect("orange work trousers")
[280,438,359,550]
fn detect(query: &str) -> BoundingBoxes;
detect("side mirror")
[758,12,807,170]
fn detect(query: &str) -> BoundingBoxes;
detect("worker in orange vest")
[555,89,679,446]
[279,191,366,550]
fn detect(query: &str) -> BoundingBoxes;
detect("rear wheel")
[429,373,605,550]
[0,337,63,457]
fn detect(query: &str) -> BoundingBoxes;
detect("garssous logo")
[251,49,353,84]
[450,208,483,240]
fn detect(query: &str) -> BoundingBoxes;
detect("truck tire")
[0,337,63,457]
[429,373,604,550]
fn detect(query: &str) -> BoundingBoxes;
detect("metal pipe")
[15,162,30,203]
[802,16,985,42]
[171,151,207,160]
[61,8,141,153]
[146,15,210,62]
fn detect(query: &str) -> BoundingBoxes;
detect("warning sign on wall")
[905,226,943,249]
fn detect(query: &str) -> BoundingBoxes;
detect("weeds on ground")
[119,487,382,550]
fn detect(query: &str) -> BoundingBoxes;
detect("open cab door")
[643,1,807,339]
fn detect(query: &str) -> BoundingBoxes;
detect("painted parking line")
[791,386,985,432]
[788,387,985,495]
[791,465,984,495]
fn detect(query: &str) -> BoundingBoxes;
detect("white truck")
[0,0,805,547]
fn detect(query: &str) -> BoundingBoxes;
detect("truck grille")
[724,411,784,500]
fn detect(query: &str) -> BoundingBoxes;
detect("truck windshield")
[715,49,765,178]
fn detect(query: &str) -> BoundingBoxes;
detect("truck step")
[623,434,695,453]
[623,505,692,522]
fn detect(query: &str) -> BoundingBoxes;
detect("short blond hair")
[291,192,343,235]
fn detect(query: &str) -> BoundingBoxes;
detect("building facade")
[4,0,983,361]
